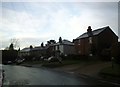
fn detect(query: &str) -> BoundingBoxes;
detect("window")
[89,37,92,44]
[79,39,80,43]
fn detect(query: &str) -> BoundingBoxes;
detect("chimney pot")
[87,26,93,37]
[87,26,92,32]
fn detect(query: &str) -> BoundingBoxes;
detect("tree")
[9,43,14,50]
[49,40,56,44]
[10,38,20,50]
[47,40,56,45]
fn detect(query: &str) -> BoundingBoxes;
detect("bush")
[114,57,120,65]
[2,50,18,63]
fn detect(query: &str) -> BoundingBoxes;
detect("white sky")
[0,0,120,49]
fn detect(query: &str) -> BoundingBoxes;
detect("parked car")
[16,59,25,64]
[42,56,48,61]
[7,61,12,64]
[47,56,62,63]
[40,56,44,60]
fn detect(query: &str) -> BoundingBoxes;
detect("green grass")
[20,59,82,68]
[99,65,120,83]
[99,65,120,77]
[21,58,105,68]
[41,59,104,68]
[41,60,82,68]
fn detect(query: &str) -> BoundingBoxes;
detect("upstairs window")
[89,37,92,44]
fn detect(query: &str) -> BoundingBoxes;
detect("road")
[2,65,89,85]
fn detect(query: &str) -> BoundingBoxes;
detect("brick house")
[73,26,118,56]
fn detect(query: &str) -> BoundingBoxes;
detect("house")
[55,38,76,56]
[31,46,47,57]
[73,26,118,56]
[20,47,31,57]
[45,38,76,57]
[20,46,47,57]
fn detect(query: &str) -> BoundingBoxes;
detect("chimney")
[87,26,92,32]
[87,26,93,37]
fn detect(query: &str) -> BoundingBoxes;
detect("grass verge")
[20,59,105,68]
[41,60,82,68]
[99,64,120,83]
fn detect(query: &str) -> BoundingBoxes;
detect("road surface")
[2,65,89,85]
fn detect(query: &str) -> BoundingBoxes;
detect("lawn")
[41,59,82,68]
[99,65,120,77]
[41,59,104,68]
[20,58,105,68]
[20,59,82,68]
[99,64,120,83]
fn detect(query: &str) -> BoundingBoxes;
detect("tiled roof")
[21,46,48,52]
[62,39,74,45]
[76,26,109,39]
[56,39,74,45]
[20,47,30,52]
[31,46,47,51]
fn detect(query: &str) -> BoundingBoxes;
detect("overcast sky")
[0,0,119,49]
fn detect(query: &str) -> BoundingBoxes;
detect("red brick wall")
[97,28,118,54]
[74,27,118,56]
[74,38,90,55]
[74,40,80,54]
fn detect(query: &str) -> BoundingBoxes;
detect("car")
[7,61,12,64]
[47,56,55,61]
[47,56,62,63]
[42,56,48,61]
[40,56,44,60]
[16,59,25,64]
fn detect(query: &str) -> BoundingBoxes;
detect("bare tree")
[9,43,14,50]
[10,38,20,49]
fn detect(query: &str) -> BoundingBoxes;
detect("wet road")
[2,65,88,85]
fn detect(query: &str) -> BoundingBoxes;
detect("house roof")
[21,46,48,52]
[76,26,110,39]
[62,39,74,45]
[56,39,74,45]
[31,46,47,51]
[20,47,30,52]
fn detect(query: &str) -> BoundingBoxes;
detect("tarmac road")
[2,64,116,86]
